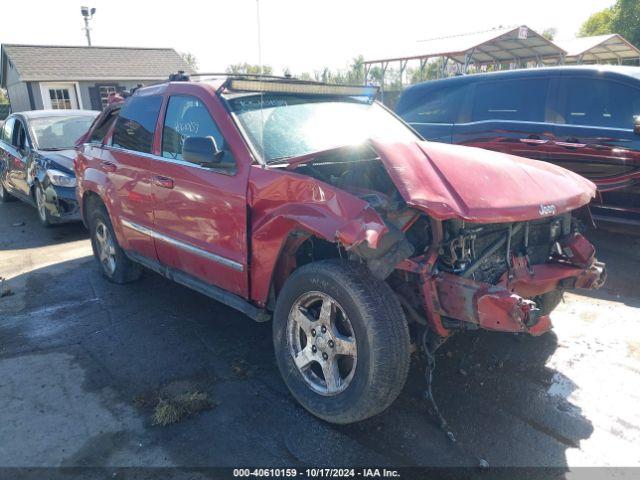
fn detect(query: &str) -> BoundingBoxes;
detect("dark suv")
[396,66,640,228]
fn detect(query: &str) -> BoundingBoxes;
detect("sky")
[1,0,616,75]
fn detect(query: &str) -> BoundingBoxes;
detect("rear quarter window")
[471,78,549,122]
[560,77,640,129]
[0,117,13,143]
[112,95,162,153]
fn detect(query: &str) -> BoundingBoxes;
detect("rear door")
[550,72,640,191]
[7,117,32,196]
[398,83,467,142]
[148,86,249,297]
[99,93,163,260]
[452,75,556,162]
[0,117,16,192]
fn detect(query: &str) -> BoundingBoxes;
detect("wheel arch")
[80,188,106,228]
[265,231,345,310]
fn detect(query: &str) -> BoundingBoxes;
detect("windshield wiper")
[39,147,70,151]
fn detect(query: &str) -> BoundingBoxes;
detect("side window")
[112,95,162,153]
[12,120,28,149]
[1,117,14,143]
[472,78,549,122]
[561,77,640,129]
[161,95,235,167]
[401,85,466,124]
[90,109,119,144]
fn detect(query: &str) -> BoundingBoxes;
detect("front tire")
[35,182,53,227]
[0,180,15,203]
[273,260,411,424]
[89,204,142,283]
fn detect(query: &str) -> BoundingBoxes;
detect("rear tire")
[89,204,142,283]
[273,260,411,424]
[0,180,15,203]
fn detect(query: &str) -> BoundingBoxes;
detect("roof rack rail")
[167,71,379,98]
[190,72,296,81]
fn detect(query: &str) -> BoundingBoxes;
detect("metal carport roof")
[363,25,567,66]
[557,34,640,64]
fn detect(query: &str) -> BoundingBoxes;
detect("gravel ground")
[1,199,639,474]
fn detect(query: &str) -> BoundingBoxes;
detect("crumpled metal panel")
[248,167,389,305]
[371,139,597,223]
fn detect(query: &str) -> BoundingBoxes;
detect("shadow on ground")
[0,245,596,472]
[0,200,89,251]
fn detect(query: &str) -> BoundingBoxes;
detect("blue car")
[0,109,98,226]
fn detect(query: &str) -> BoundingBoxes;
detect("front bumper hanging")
[398,232,606,337]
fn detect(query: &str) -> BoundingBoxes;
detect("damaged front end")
[394,215,606,338]
[285,139,606,339]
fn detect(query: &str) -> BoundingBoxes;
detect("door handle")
[519,137,549,145]
[100,160,117,172]
[554,140,586,149]
[153,175,174,189]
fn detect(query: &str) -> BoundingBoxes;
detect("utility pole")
[81,6,96,46]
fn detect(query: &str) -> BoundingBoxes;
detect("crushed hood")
[371,140,596,223]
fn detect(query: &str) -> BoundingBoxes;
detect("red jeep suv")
[75,75,605,424]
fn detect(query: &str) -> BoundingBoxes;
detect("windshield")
[228,94,419,163]
[31,115,97,150]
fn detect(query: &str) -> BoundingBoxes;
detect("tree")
[578,7,614,37]
[226,63,273,75]
[611,0,640,48]
[578,0,640,47]
[0,89,8,105]
[180,52,199,72]
[541,28,557,41]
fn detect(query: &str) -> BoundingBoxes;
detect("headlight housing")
[46,169,76,188]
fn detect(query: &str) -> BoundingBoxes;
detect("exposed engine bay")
[287,144,606,338]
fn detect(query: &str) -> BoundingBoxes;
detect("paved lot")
[1,199,640,471]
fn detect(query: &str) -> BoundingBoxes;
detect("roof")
[397,65,640,100]
[364,26,566,65]
[556,34,640,63]
[15,109,99,119]
[0,44,193,85]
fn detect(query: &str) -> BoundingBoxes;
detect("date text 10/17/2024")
[233,469,401,478]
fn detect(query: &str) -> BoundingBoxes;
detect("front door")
[40,83,80,110]
[149,91,248,297]
[452,76,556,162]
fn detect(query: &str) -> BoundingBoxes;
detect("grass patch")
[152,391,216,426]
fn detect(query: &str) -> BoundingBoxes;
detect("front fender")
[248,167,389,306]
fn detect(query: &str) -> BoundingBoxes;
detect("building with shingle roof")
[0,44,194,113]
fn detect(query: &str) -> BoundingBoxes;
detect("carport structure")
[557,34,640,65]
[363,25,566,86]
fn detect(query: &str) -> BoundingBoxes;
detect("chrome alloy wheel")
[35,185,47,222]
[287,291,357,396]
[95,220,116,275]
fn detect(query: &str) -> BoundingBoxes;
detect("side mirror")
[634,116,640,136]
[182,136,225,167]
